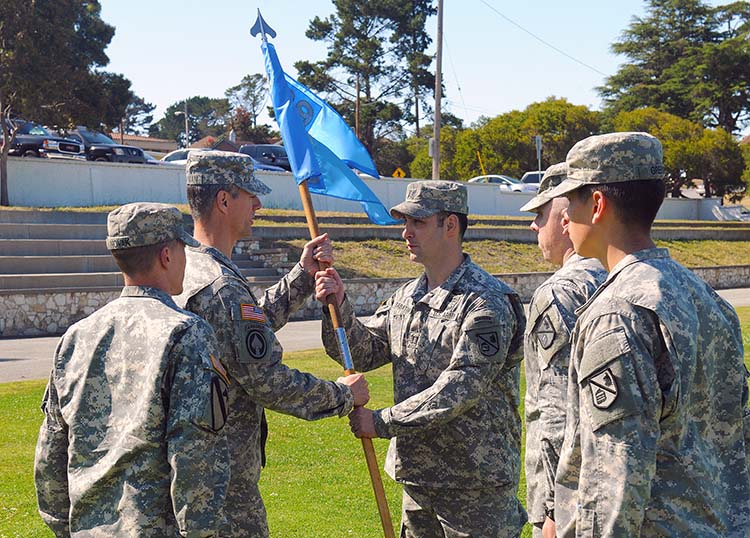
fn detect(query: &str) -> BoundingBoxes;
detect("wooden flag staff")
[298,183,395,538]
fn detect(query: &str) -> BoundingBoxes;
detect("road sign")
[392,167,406,178]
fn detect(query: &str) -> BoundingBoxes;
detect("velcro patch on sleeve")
[578,326,641,431]
[209,376,229,432]
[240,303,266,323]
[533,303,572,370]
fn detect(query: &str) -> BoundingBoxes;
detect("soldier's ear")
[591,190,607,224]
[216,190,230,213]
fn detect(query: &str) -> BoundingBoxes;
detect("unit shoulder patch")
[589,367,618,409]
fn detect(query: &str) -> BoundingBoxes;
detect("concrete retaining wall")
[3,265,748,338]
[7,157,721,219]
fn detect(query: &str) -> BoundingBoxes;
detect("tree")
[0,0,115,205]
[228,107,278,143]
[614,107,745,198]
[439,98,600,180]
[225,74,268,129]
[600,0,750,133]
[150,97,231,147]
[121,95,156,136]
[388,0,437,137]
[295,0,440,161]
[296,0,396,154]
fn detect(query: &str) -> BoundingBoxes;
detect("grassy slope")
[2,308,750,537]
[280,238,750,279]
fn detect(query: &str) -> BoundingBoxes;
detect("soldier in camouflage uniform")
[547,132,750,537]
[315,180,528,537]
[173,150,369,537]
[520,163,606,538]
[34,202,230,537]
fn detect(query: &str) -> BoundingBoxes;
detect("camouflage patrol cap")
[520,162,568,212]
[106,202,199,250]
[546,132,665,199]
[186,150,272,196]
[390,180,468,219]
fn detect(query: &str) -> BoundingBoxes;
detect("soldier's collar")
[416,254,471,310]
[121,285,178,308]
[199,245,247,281]
[574,247,670,316]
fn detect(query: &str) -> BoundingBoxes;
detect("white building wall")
[7,157,721,220]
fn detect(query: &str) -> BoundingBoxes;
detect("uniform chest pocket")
[408,311,456,375]
[231,305,274,364]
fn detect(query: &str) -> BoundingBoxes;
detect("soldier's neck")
[193,220,236,259]
[423,250,463,291]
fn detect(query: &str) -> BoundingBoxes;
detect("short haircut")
[574,179,665,231]
[111,239,177,276]
[436,211,469,241]
[187,183,242,221]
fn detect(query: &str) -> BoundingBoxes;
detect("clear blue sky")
[98,0,728,132]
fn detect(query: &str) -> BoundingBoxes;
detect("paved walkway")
[3,288,750,383]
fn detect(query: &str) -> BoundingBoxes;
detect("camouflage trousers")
[399,484,527,538]
[220,481,269,538]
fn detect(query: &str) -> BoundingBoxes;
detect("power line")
[477,0,608,77]
[442,32,468,114]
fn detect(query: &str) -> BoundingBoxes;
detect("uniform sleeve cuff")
[335,382,355,417]
[372,408,394,438]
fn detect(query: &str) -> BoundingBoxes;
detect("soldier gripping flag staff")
[252,10,397,537]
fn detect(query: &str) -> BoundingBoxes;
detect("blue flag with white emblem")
[260,39,398,225]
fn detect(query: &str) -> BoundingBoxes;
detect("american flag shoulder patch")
[240,303,266,323]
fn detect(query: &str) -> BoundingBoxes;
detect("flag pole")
[298,183,395,538]
[251,11,394,537]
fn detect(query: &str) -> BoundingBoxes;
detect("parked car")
[467,174,537,193]
[60,127,147,163]
[3,120,83,160]
[520,170,543,191]
[238,144,291,171]
[161,148,286,171]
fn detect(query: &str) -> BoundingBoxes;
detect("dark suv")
[238,144,290,171]
[61,127,147,163]
[4,120,83,159]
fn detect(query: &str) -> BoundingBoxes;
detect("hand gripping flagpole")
[252,12,395,538]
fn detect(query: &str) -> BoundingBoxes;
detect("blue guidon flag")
[251,11,399,226]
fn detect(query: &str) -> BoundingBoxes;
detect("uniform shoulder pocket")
[578,326,641,432]
[230,304,274,364]
[531,302,571,370]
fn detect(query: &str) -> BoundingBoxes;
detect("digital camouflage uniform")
[175,151,355,538]
[545,133,750,537]
[554,249,750,537]
[519,163,607,536]
[34,203,230,537]
[323,181,528,538]
[523,254,605,534]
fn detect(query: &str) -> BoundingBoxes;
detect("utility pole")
[184,101,190,147]
[431,0,443,180]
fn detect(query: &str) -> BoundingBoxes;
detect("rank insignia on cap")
[589,368,618,409]
[240,303,266,323]
[536,315,556,349]
[476,331,500,356]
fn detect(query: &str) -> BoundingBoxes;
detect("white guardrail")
[7,156,720,220]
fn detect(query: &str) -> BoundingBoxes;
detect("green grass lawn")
[2,308,750,537]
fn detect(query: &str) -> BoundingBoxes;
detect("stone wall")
[3,265,748,338]
[1,289,121,337]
